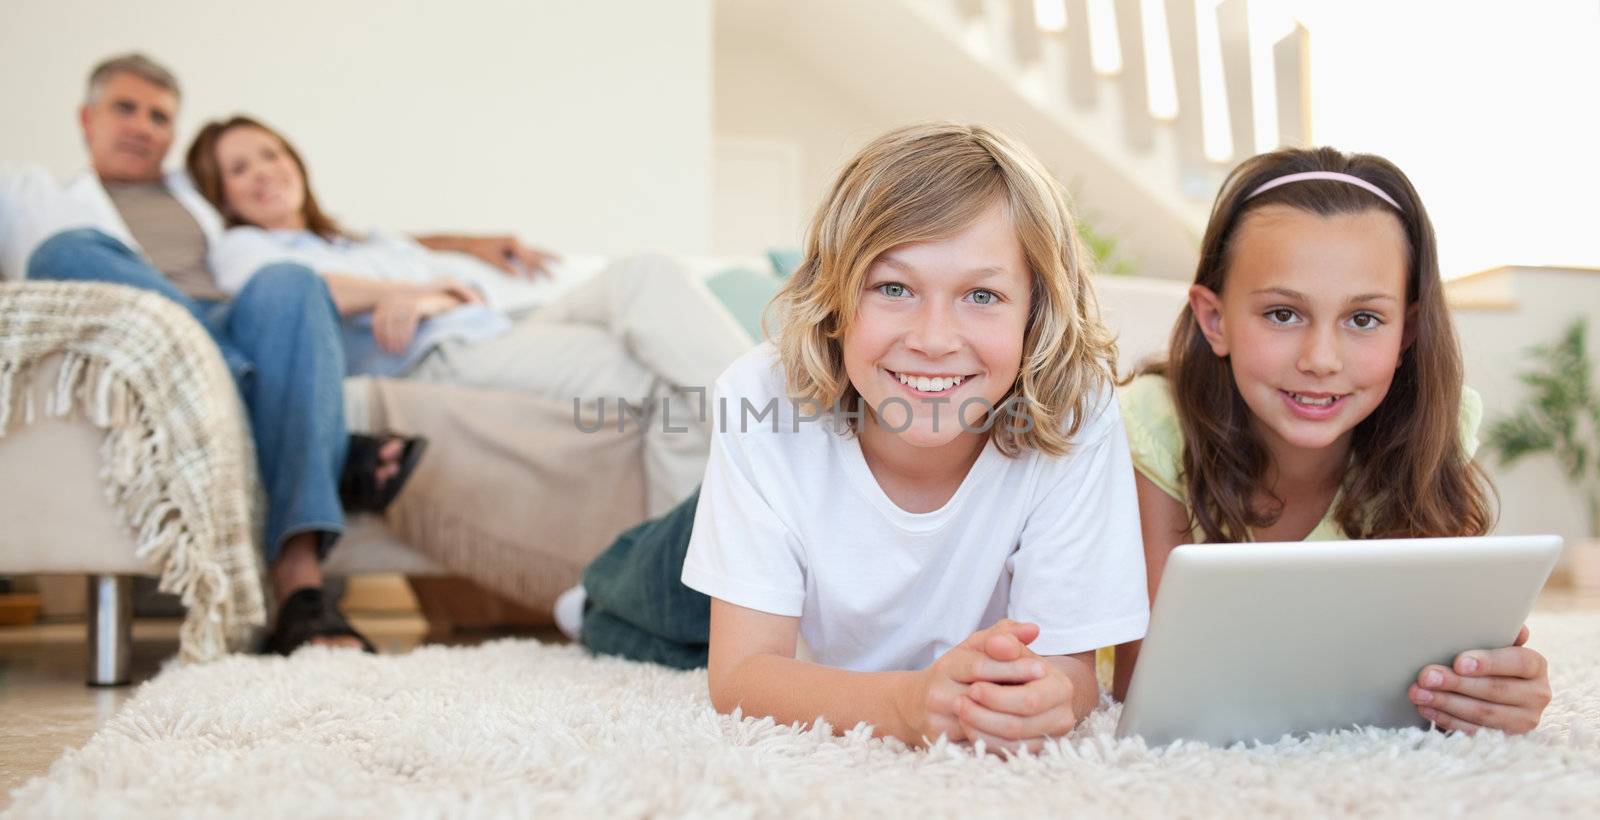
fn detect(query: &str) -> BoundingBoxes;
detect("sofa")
[0,253,1189,685]
[0,275,654,684]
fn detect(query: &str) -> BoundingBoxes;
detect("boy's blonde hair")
[770,122,1117,457]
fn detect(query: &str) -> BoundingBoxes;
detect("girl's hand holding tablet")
[1409,625,1552,734]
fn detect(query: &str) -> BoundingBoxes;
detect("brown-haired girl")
[1111,147,1551,734]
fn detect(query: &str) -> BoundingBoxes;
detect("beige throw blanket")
[0,281,264,660]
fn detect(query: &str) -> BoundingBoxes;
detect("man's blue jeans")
[28,228,348,563]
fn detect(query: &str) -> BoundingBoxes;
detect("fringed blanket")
[0,281,264,660]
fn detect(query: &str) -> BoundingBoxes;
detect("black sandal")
[340,433,427,514]
[263,587,377,655]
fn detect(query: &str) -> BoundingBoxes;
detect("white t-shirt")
[208,226,551,314]
[1,165,220,281]
[206,226,522,375]
[0,164,64,281]
[681,345,1149,672]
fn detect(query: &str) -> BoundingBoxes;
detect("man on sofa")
[17,53,542,654]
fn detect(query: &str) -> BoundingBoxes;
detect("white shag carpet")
[7,614,1600,819]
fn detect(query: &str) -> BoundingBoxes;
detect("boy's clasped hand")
[907,620,1080,753]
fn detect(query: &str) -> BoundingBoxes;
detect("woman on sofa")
[185,116,752,516]
[18,57,424,659]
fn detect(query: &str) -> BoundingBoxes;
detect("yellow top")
[1116,373,1484,541]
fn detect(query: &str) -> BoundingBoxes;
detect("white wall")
[711,0,1207,279]
[0,0,712,255]
[713,38,895,255]
[1452,268,1600,545]
[1291,0,1600,279]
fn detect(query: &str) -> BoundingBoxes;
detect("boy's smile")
[843,200,1031,453]
[887,369,975,396]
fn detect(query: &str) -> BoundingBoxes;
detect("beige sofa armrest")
[0,280,264,660]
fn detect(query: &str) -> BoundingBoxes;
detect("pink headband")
[1246,171,1402,211]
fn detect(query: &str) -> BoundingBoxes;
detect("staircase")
[714,0,1310,279]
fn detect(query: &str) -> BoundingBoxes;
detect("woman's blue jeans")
[28,228,348,563]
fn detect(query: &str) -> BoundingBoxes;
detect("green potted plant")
[1078,219,1135,276]
[1484,317,1600,591]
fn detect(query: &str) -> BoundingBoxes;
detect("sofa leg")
[86,574,133,687]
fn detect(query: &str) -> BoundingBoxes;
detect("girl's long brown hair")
[185,115,347,241]
[1155,147,1493,541]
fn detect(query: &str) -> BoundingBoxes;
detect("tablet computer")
[1114,535,1563,746]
